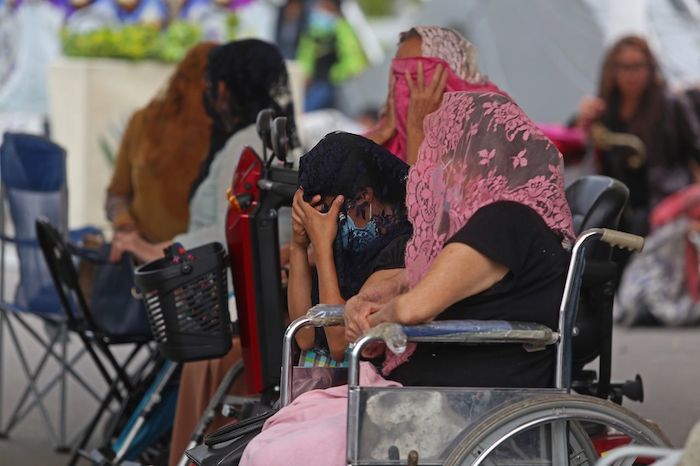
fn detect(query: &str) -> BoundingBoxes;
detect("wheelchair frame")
[183,111,666,465]
[280,228,669,465]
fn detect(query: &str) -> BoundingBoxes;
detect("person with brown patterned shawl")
[105,42,216,243]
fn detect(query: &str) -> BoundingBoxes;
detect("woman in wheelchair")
[345,90,575,389]
[240,89,575,464]
[289,131,412,364]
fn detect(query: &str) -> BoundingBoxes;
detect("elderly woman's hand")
[405,62,448,133]
[344,294,381,343]
[296,192,345,254]
[405,62,448,164]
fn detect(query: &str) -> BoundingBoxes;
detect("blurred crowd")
[0,0,251,32]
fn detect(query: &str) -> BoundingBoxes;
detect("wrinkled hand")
[406,62,448,133]
[344,294,381,343]
[295,191,344,253]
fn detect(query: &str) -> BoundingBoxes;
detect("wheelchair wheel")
[444,394,670,466]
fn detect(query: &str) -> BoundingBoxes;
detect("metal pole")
[0,185,7,433]
[550,421,570,466]
[113,361,178,462]
[346,333,383,465]
[11,314,102,400]
[5,316,58,444]
[280,316,312,407]
[59,322,68,449]
[348,335,382,388]
[0,311,4,435]
[555,230,601,390]
[2,319,62,435]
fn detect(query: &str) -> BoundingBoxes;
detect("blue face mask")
[309,8,338,34]
[339,212,378,252]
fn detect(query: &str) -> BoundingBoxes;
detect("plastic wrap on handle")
[363,323,408,355]
[600,228,644,252]
[306,304,345,327]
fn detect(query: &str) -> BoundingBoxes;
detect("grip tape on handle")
[600,228,644,252]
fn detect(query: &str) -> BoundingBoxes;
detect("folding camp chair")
[36,219,162,465]
[0,132,102,449]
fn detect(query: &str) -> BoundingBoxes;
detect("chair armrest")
[358,320,559,355]
[404,320,558,347]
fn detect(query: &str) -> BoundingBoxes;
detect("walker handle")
[600,228,644,252]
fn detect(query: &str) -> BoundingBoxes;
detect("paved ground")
[0,313,138,466]
[610,327,700,447]
[1,263,698,465]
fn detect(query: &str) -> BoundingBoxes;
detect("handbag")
[88,243,153,339]
[186,410,277,466]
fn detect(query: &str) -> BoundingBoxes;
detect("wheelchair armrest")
[348,320,560,387]
[358,320,559,356]
[403,320,558,349]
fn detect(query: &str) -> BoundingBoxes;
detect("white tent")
[339,0,700,122]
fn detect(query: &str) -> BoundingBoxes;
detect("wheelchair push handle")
[600,228,644,252]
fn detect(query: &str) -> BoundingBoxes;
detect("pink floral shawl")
[383,90,575,374]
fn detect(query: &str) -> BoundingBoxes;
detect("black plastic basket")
[134,242,232,362]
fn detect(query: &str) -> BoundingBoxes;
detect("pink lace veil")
[382,90,575,375]
[413,26,485,84]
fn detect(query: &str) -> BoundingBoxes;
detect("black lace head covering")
[299,132,412,298]
[190,39,300,198]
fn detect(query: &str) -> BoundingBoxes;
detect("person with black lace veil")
[288,132,412,365]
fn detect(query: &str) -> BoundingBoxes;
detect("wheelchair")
[178,109,669,465]
[279,227,668,465]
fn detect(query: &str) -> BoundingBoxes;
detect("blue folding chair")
[0,132,102,449]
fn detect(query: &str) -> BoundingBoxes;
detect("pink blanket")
[240,363,400,466]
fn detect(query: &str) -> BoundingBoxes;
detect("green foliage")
[62,25,161,61]
[155,21,202,63]
[357,0,394,17]
[61,20,229,63]
[226,14,239,41]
